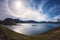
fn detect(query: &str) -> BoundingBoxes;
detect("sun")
[15,1,22,9]
[8,0,27,17]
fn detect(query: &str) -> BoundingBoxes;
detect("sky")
[0,0,60,22]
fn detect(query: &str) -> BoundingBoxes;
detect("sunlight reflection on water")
[5,23,60,36]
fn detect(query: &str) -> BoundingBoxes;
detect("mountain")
[8,18,60,23]
[25,20,39,23]
[57,19,60,22]
[0,18,39,25]
[13,19,24,23]
[0,18,60,25]
[0,20,2,24]
[13,19,39,23]
[2,18,16,25]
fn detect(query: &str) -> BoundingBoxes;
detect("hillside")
[1,18,16,25]
[0,24,60,40]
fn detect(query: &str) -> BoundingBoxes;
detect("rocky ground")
[0,29,6,40]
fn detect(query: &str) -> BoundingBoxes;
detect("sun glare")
[8,0,49,21]
[15,1,22,8]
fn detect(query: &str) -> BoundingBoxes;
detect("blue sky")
[0,0,60,21]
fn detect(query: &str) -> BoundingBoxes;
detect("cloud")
[7,0,49,21]
[0,0,60,22]
[53,15,60,20]
[0,0,17,20]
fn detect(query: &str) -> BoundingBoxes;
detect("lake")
[5,23,60,36]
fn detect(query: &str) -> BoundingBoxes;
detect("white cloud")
[0,0,55,22]
[53,15,60,21]
[7,0,49,21]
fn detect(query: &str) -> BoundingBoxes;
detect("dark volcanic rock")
[13,19,39,23]
[0,20,2,24]
[13,19,24,23]
[2,18,16,25]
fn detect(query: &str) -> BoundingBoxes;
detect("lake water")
[5,23,60,36]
